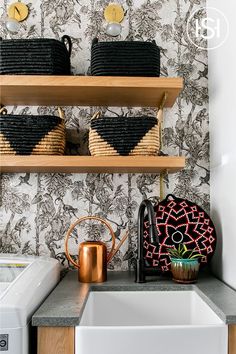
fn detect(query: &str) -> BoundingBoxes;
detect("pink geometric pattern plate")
[143,195,217,273]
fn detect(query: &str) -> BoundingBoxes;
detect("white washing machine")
[0,254,60,354]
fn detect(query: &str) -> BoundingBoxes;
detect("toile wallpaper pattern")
[0,0,209,270]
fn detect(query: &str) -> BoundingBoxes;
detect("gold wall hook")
[8,2,29,22]
[104,4,124,23]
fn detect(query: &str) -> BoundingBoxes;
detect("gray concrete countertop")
[32,270,236,327]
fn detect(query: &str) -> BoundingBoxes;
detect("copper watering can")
[65,216,118,283]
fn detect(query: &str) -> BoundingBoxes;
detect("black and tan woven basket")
[89,112,160,156]
[0,107,66,155]
[0,35,72,75]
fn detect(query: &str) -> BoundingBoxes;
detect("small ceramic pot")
[171,258,200,284]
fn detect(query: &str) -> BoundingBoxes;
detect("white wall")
[208,1,236,289]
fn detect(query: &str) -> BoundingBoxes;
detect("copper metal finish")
[79,241,107,283]
[65,216,116,283]
[107,230,128,263]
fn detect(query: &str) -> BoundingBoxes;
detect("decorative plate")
[143,194,217,272]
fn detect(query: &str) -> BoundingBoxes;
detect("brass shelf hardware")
[158,92,169,200]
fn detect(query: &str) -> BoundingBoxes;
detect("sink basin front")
[75,290,227,354]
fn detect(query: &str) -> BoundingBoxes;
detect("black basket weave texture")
[0,35,72,75]
[91,38,160,77]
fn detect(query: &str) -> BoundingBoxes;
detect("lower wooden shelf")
[0,156,185,173]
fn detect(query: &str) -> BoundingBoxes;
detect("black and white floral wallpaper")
[0,0,209,270]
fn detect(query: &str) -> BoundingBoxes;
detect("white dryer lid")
[0,254,60,328]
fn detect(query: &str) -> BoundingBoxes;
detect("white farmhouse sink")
[75,291,227,354]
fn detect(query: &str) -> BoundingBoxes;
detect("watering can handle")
[65,216,116,268]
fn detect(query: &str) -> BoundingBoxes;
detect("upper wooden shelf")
[0,76,183,107]
[0,156,185,173]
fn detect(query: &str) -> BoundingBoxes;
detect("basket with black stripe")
[0,35,72,75]
[0,107,66,155]
[89,112,160,156]
[91,38,160,77]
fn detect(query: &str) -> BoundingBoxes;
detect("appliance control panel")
[0,334,8,351]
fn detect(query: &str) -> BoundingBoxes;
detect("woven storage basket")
[89,113,160,156]
[91,38,160,77]
[0,107,66,155]
[0,35,72,75]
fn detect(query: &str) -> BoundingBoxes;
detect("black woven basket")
[89,113,160,156]
[0,108,66,155]
[0,35,72,75]
[91,38,160,77]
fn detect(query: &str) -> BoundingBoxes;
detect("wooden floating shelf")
[0,156,185,173]
[0,76,183,107]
